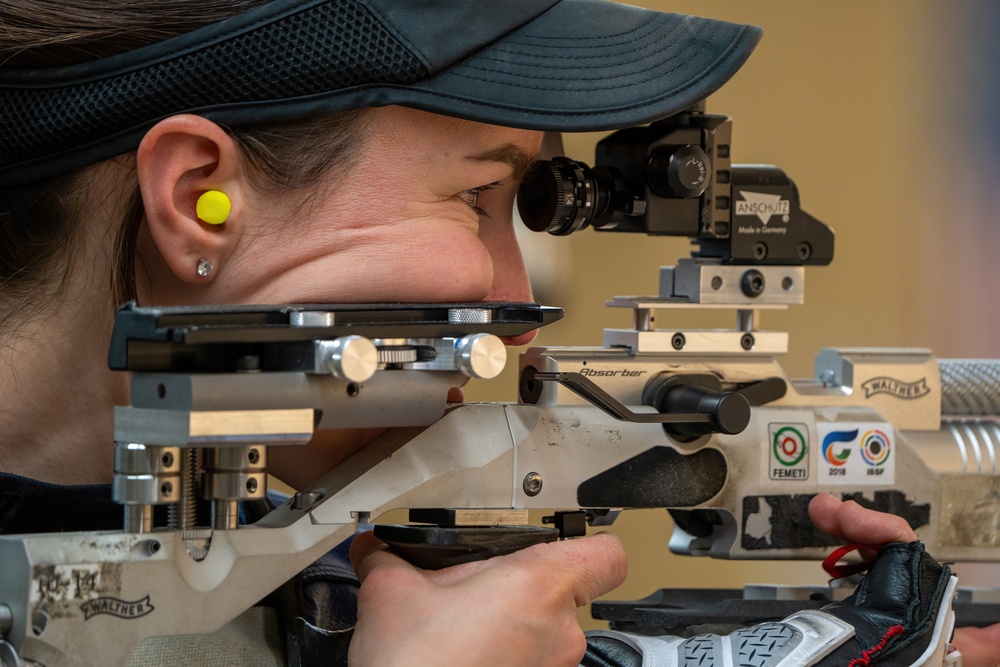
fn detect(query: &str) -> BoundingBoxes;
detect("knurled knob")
[455,334,507,379]
[448,308,493,324]
[325,335,378,383]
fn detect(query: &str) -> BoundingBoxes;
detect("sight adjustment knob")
[646,145,711,199]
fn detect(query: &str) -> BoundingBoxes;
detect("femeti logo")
[769,423,810,481]
[772,425,807,467]
[735,191,790,225]
[821,429,856,466]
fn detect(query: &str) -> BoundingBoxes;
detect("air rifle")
[1,109,996,666]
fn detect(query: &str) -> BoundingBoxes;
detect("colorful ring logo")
[860,429,891,466]
[772,426,807,466]
[822,429,857,466]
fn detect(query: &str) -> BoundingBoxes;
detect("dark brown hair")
[0,0,370,321]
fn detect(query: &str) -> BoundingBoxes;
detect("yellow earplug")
[196,190,231,225]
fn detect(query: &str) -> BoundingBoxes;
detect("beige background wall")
[462,2,996,627]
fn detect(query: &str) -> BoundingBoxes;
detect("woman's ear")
[136,114,245,284]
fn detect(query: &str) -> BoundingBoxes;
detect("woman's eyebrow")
[465,144,539,180]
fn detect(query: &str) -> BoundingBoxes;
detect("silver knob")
[455,334,507,379]
[324,335,377,382]
[290,310,335,327]
[0,603,14,636]
[448,307,493,324]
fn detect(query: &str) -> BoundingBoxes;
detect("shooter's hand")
[810,493,1000,667]
[808,492,917,543]
[348,531,627,667]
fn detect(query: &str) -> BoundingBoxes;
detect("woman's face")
[154,107,545,487]
[213,106,544,308]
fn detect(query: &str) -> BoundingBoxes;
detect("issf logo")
[821,429,856,466]
[817,422,895,485]
[860,429,891,466]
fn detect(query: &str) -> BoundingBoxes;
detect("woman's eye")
[458,181,502,216]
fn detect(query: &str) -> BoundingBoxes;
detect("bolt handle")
[528,370,713,426]
[734,377,788,406]
[647,375,787,440]
[657,384,750,438]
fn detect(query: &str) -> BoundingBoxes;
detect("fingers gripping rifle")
[1,110,997,666]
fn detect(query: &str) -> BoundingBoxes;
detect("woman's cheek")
[396,230,495,302]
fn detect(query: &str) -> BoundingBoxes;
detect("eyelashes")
[458,181,502,217]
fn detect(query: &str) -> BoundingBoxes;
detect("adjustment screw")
[292,490,325,511]
[752,242,768,261]
[797,242,812,262]
[31,607,49,637]
[160,482,173,498]
[740,269,766,298]
[519,366,543,404]
[246,478,258,494]
[647,145,711,198]
[740,333,755,350]
[0,603,13,636]
[325,335,378,383]
[448,308,493,324]
[523,472,543,497]
[671,333,686,350]
[455,333,507,379]
[290,311,335,328]
[236,355,261,372]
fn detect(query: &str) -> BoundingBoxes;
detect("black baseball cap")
[0,0,762,187]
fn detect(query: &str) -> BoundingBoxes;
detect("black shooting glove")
[581,541,959,667]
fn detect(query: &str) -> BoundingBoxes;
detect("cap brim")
[394,1,763,131]
[0,0,761,185]
[191,2,761,133]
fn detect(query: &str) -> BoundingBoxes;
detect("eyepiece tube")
[517,158,603,235]
[518,156,649,235]
[517,157,628,236]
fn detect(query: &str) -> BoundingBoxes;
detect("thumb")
[350,530,409,582]
[952,625,1000,667]
[809,494,918,544]
[506,532,628,606]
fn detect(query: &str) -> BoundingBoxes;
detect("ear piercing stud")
[196,259,214,277]
[196,190,231,225]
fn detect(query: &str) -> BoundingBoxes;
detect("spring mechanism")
[167,449,199,530]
